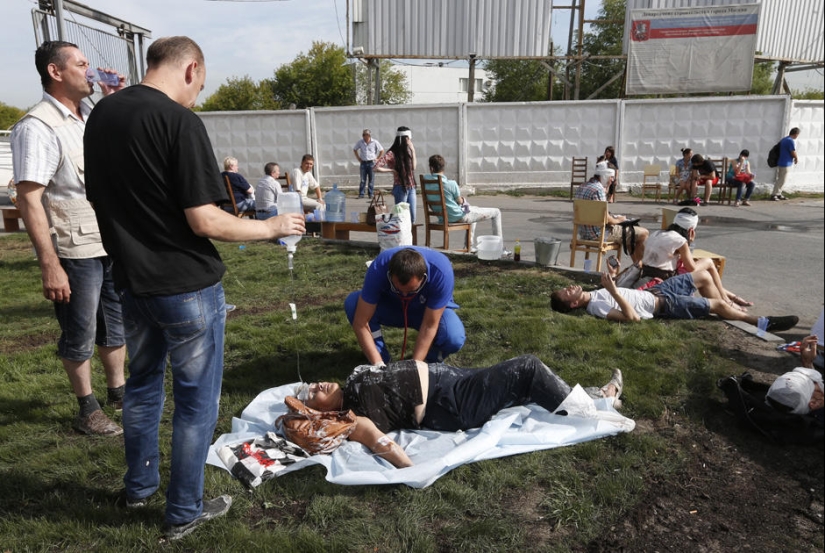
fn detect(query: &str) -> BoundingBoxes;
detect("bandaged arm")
[350,416,413,468]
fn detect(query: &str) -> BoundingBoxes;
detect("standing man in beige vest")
[11,41,126,437]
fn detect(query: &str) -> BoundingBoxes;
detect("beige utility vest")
[24,101,105,258]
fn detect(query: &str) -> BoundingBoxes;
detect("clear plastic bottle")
[277,191,303,253]
[324,183,346,222]
[513,239,521,262]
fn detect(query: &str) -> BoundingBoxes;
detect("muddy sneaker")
[163,495,232,541]
[73,409,123,436]
[766,315,799,332]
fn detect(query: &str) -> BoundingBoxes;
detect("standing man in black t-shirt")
[84,36,304,541]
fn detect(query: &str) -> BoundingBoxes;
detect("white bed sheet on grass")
[207,382,635,489]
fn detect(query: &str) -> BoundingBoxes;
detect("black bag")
[366,190,389,226]
[717,372,824,445]
[766,142,781,168]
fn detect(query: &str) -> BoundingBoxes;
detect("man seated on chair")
[221,156,255,213]
[290,154,325,212]
[255,162,281,220]
[689,154,718,207]
[574,161,648,263]
[424,154,503,253]
[549,261,799,332]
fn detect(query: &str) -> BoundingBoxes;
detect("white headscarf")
[673,211,699,231]
[766,367,823,414]
[594,161,614,183]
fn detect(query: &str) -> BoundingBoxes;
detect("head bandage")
[294,382,310,402]
[766,367,822,415]
[673,212,699,231]
[594,161,615,179]
[396,130,412,138]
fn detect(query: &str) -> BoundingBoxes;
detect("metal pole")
[575,0,585,100]
[374,59,381,104]
[468,54,476,102]
[54,0,67,40]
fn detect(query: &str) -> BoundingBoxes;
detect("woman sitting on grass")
[639,207,752,310]
[293,355,623,468]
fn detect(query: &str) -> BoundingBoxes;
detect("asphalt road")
[3,191,823,331]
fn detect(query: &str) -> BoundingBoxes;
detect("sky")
[1,0,820,110]
[0,0,600,110]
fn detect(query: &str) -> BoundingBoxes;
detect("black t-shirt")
[85,85,226,296]
[342,360,423,433]
[693,159,717,177]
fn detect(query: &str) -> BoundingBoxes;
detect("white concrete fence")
[199,95,823,196]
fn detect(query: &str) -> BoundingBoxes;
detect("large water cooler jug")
[277,192,303,252]
[324,183,346,222]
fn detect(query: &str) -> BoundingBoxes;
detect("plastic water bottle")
[277,191,303,253]
[324,183,346,222]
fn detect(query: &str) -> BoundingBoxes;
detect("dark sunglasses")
[387,271,428,297]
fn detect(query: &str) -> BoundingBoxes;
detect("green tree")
[355,60,411,105]
[0,101,25,130]
[481,59,559,102]
[199,76,280,112]
[270,41,354,108]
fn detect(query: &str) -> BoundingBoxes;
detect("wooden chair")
[223,175,256,218]
[661,207,678,229]
[419,174,472,252]
[639,164,663,202]
[568,157,588,200]
[277,172,292,192]
[667,165,679,202]
[569,199,622,269]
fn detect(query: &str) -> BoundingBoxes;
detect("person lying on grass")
[766,335,824,422]
[549,262,798,331]
[291,355,623,468]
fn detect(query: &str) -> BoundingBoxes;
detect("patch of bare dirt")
[583,324,824,552]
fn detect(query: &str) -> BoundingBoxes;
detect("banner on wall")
[626,4,760,95]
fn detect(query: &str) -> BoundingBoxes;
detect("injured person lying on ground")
[287,355,623,468]
[550,261,798,332]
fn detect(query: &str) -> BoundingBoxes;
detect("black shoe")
[163,495,232,541]
[765,315,799,332]
[777,195,787,200]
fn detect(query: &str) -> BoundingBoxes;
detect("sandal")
[729,294,753,307]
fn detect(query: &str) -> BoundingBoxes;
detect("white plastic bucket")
[477,235,502,260]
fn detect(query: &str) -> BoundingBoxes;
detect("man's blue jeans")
[359,161,375,197]
[120,282,226,526]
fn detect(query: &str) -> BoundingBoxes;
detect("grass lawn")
[0,233,820,552]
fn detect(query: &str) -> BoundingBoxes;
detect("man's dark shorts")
[649,272,710,320]
[55,257,125,361]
